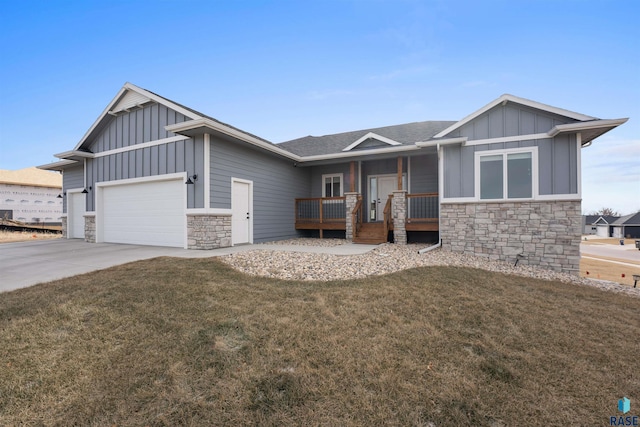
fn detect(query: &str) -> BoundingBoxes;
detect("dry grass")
[1,258,639,426]
[580,256,640,286]
[0,230,61,244]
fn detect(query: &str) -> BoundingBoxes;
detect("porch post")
[392,190,407,244]
[350,161,355,192]
[345,192,359,242]
[397,157,403,190]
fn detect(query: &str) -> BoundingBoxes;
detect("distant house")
[583,215,600,235]
[593,215,621,237]
[38,83,628,273]
[611,212,640,239]
[0,167,63,225]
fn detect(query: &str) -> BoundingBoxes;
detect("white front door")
[68,192,85,239]
[232,179,252,245]
[374,176,397,221]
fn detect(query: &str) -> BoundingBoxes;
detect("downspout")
[418,240,441,254]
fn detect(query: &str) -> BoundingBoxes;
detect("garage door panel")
[101,179,185,248]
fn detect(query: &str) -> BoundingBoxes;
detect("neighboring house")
[0,167,62,225]
[38,83,628,273]
[611,212,640,239]
[593,215,620,237]
[582,215,600,235]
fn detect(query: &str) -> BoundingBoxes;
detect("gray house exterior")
[39,83,627,273]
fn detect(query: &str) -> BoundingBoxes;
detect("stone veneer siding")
[344,192,359,242]
[392,190,407,244]
[187,214,232,249]
[440,200,581,274]
[61,216,68,238]
[84,214,95,243]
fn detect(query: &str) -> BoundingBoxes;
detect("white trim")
[434,94,596,139]
[301,144,421,162]
[37,160,78,171]
[534,195,581,201]
[547,118,628,137]
[94,172,188,248]
[166,118,301,161]
[416,137,467,147]
[463,133,550,147]
[83,212,96,217]
[321,173,344,197]
[474,147,539,202]
[71,82,202,153]
[54,150,95,159]
[204,133,211,209]
[186,208,232,216]
[342,132,401,151]
[91,135,190,158]
[231,177,254,245]
[576,133,582,199]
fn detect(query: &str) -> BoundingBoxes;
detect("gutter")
[418,240,441,254]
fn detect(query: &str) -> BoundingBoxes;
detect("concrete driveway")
[0,238,377,293]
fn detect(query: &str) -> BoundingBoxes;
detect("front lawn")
[1,258,638,426]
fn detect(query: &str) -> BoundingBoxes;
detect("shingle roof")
[612,212,640,226]
[276,121,456,156]
[0,167,62,188]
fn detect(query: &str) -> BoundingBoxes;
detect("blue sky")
[0,0,638,214]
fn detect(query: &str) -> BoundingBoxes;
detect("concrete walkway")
[0,238,377,293]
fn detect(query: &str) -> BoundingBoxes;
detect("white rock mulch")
[219,240,640,298]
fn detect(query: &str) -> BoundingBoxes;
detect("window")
[322,174,343,197]
[477,150,534,200]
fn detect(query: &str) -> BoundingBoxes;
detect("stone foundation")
[61,216,68,238]
[187,214,232,249]
[440,200,581,274]
[392,190,407,244]
[84,214,96,243]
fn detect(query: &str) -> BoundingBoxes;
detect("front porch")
[294,192,439,244]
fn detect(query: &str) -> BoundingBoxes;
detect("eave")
[36,159,79,171]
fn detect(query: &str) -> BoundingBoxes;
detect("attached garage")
[97,176,186,248]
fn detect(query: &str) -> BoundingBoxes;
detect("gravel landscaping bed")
[220,240,640,298]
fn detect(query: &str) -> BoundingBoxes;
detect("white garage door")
[596,225,609,237]
[102,178,185,248]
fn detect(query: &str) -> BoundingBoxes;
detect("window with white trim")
[322,174,343,197]
[477,149,534,200]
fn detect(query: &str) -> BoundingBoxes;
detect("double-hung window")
[322,174,343,197]
[477,149,535,200]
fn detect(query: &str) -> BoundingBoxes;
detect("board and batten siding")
[210,137,311,243]
[85,135,205,211]
[442,102,580,199]
[62,165,84,213]
[409,154,438,194]
[87,103,190,153]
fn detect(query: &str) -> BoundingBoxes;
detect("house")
[582,215,600,235]
[38,83,628,273]
[611,212,640,239]
[593,215,620,237]
[0,167,62,225]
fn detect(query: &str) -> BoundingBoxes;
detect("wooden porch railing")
[383,195,393,238]
[406,192,439,231]
[351,195,363,239]
[295,197,347,236]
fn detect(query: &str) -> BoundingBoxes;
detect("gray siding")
[62,165,84,213]
[210,137,311,243]
[449,103,575,140]
[443,135,578,198]
[409,154,438,193]
[85,135,205,211]
[87,103,190,153]
[309,163,357,198]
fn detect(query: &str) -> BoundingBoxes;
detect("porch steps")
[353,223,388,244]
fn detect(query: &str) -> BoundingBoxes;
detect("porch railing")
[407,192,439,224]
[295,197,346,225]
[383,195,393,238]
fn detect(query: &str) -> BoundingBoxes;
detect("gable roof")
[612,212,640,226]
[277,121,455,156]
[594,215,620,224]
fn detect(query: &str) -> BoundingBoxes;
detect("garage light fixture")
[81,186,92,194]
[185,174,198,185]
[57,193,63,198]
